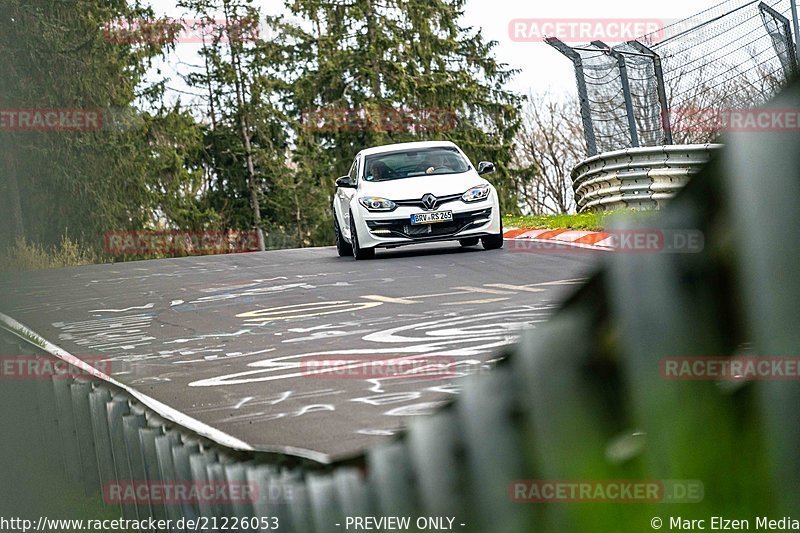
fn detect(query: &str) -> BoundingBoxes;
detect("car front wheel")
[350,210,375,260]
[334,214,353,256]
[481,221,504,250]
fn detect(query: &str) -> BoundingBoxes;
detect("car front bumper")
[352,198,501,249]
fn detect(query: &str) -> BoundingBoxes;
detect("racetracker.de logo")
[508,18,666,43]
[509,479,703,503]
[103,481,258,505]
[300,356,457,379]
[661,356,800,381]
[0,356,111,379]
[301,107,457,133]
[668,107,800,133]
[0,109,102,132]
[509,229,704,254]
[104,230,260,256]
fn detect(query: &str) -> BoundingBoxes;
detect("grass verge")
[503,209,654,232]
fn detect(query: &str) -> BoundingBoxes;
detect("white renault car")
[332,140,503,259]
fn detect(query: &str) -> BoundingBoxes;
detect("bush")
[0,236,101,272]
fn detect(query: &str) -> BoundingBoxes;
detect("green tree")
[286,0,524,226]
[0,0,200,252]
[179,0,297,249]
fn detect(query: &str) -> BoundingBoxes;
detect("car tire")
[481,221,504,250]
[350,210,375,260]
[334,214,353,256]
[459,237,480,247]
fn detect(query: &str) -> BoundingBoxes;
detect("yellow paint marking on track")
[453,286,516,295]
[408,290,473,299]
[237,300,383,322]
[441,297,510,306]
[361,295,421,305]
[484,283,545,293]
[533,278,587,286]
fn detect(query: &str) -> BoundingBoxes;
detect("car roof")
[357,140,458,158]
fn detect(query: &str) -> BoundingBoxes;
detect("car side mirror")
[477,161,495,175]
[336,176,356,188]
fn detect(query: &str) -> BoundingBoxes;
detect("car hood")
[358,171,489,200]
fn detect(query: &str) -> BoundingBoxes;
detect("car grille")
[393,193,462,210]
[366,208,492,239]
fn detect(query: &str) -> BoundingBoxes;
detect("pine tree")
[286,0,523,215]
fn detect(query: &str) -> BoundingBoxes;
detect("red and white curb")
[503,227,615,251]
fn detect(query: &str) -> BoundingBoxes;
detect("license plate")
[411,210,453,225]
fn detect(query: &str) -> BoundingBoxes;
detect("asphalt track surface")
[0,242,601,462]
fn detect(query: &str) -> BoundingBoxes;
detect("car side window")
[349,158,359,183]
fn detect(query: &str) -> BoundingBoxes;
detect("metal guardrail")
[571,144,722,212]
[2,82,800,530]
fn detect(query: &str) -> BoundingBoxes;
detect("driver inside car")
[424,153,448,174]
[367,160,390,181]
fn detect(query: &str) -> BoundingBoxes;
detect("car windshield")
[363,147,471,182]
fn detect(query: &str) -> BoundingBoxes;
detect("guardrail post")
[225,463,256,532]
[307,473,341,533]
[286,474,314,533]
[407,409,469,520]
[35,374,61,472]
[190,450,216,531]
[123,410,152,522]
[156,432,185,532]
[333,467,373,520]
[71,378,102,496]
[457,367,531,532]
[140,427,167,521]
[368,441,419,518]
[107,395,137,520]
[89,386,117,507]
[52,376,82,485]
[173,439,201,528]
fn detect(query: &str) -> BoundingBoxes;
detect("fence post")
[626,40,673,145]
[546,37,598,156]
[593,40,640,148]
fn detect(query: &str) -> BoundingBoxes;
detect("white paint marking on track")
[361,295,421,305]
[484,283,545,293]
[88,303,155,313]
[453,286,516,295]
[441,297,510,306]
[534,278,587,286]
[234,396,254,409]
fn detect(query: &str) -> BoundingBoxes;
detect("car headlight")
[462,184,491,202]
[359,197,397,211]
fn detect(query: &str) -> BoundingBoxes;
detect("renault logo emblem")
[421,193,438,210]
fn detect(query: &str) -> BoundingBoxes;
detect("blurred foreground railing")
[2,82,800,531]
